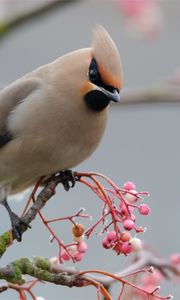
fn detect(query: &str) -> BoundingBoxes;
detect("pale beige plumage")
[0,26,123,239]
[0,52,105,193]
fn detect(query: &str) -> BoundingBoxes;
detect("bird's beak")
[101,87,120,103]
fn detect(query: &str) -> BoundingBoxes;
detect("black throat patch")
[84,90,110,112]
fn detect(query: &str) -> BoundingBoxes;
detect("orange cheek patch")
[99,63,122,90]
[80,82,94,95]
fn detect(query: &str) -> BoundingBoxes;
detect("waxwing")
[0,25,123,241]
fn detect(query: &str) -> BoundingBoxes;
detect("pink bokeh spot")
[115,0,163,39]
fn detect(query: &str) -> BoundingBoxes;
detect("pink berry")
[123,181,136,191]
[74,252,84,262]
[107,231,116,242]
[124,190,137,203]
[102,237,111,249]
[61,252,70,261]
[121,242,133,254]
[120,203,134,215]
[123,219,135,230]
[139,204,150,215]
[120,203,128,215]
[68,245,77,254]
[120,231,131,242]
[114,243,122,254]
[77,241,88,253]
[130,237,142,251]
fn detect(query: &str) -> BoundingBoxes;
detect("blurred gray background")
[0,0,180,299]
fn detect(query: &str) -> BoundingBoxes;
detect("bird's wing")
[0,77,41,147]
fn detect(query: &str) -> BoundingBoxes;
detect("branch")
[51,248,180,286]
[0,257,90,287]
[1,81,180,106]
[0,0,81,40]
[0,171,149,259]
[118,85,180,105]
[0,249,178,299]
[0,174,65,258]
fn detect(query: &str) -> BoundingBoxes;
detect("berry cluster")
[102,230,142,255]
[61,223,88,262]
[100,181,150,255]
[39,174,150,263]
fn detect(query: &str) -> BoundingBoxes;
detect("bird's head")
[80,25,123,112]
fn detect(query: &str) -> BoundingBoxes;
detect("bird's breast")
[49,108,108,170]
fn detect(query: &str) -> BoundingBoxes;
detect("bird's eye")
[88,58,101,84]
[89,69,99,81]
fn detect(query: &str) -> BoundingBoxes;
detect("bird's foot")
[59,170,76,191]
[9,212,31,242]
[1,198,31,242]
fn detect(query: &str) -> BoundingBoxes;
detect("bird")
[0,25,123,241]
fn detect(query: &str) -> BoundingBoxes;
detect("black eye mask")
[88,58,119,94]
[85,58,120,112]
[88,58,101,85]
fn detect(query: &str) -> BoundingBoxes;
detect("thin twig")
[0,174,64,258]
[117,85,180,105]
[0,0,81,39]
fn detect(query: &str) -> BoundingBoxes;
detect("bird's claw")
[59,170,76,191]
[10,212,31,242]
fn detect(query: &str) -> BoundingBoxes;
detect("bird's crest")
[92,25,123,91]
